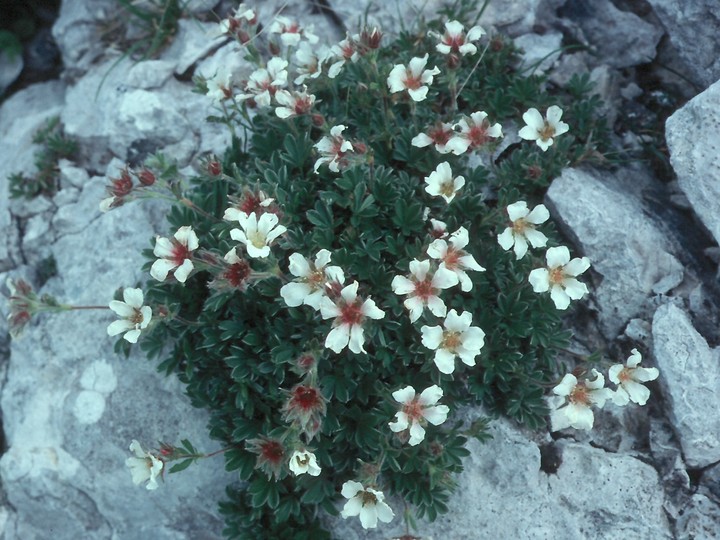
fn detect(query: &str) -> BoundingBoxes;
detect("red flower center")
[224,260,251,288]
[404,71,423,90]
[569,384,590,406]
[292,386,322,411]
[443,34,466,52]
[260,441,284,464]
[339,301,363,326]
[414,278,434,300]
[443,247,461,269]
[549,267,565,285]
[402,399,424,422]
[429,125,451,146]
[468,124,490,148]
[171,243,190,266]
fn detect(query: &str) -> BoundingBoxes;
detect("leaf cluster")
[9,116,78,199]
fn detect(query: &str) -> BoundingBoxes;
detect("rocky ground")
[1,0,719,538]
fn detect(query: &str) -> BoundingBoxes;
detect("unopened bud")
[208,160,222,176]
[447,53,461,70]
[360,27,383,49]
[269,41,281,56]
[490,36,504,52]
[311,113,325,127]
[353,142,367,154]
[112,171,133,197]
[137,169,156,186]
[238,30,250,44]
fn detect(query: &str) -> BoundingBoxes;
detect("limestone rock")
[652,302,720,468]
[329,416,670,539]
[514,32,563,75]
[51,0,116,71]
[645,0,720,89]
[666,80,720,246]
[558,0,663,68]
[676,494,720,539]
[0,179,228,539]
[0,49,23,97]
[546,166,683,338]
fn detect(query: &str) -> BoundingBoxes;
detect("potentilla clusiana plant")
[3,1,627,537]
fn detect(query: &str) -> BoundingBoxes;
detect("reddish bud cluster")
[282,383,327,441]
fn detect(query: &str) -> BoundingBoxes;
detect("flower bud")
[311,113,325,127]
[207,160,222,177]
[137,169,156,186]
[269,41,281,56]
[112,170,133,197]
[446,53,461,70]
[360,27,383,49]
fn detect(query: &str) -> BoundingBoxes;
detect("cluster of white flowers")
[548,349,660,431]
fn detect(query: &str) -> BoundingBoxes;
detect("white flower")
[107,288,152,344]
[609,349,659,406]
[391,259,458,322]
[288,450,321,476]
[314,125,354,173]
[446,111,503,155]
[268,16,319,47]
[427,227,485,292]
[388,385,449,445]
[223,191,275,223]
[280,250,345,310]
[206,67,233,101]
[235,57,288,108]
[497,201,550,259]
[411,122,454,154]
[548,370,613,431]
[340,481,394,529]
[518,106,570,151]
[319,281,384,354]
[275,88,316,119]
[387,54,440,102]
[150,226,199,283]
[328,36,361,79]
[424,162,465,203]
[436,20,486,56]
[99,196,119,212]
[126,440,163,490]
[421,309,485,374]
[529,246,590,310]
[230,212,287,258]
[429,218,448,239]
[294,42,330,84]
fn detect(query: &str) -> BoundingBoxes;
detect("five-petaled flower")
[446,111,503,155]
[529,246,590,310]
[424,161,465,203]
[235,57,288,108]
[435,20,486,56]
[289,450,321,476]
[387,54,440,102]
[497,201,550,259]
[411,122,454,154]
[328,35,361,78]
[340,481,395,529]
[421,309,485,374]
[230,212,287,258]
[313,125,354,173]
[150,226,199,283]
[427,226,485,291]
[280,250,345,310]
[548,369,613,431]
[126,440,163,490]
[391,259,458,322]
[206,67,234,102]
[609,349,659,406]
[275,88,316,119]
[518,106,569,151]
[319,281,385,354]
[268,15,318,47]
[294,42,330,84]
[388,385,450,445]
[107,288,152,344]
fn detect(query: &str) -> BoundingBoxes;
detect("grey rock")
[1,181,227,539]
[666,80,720,246]
[0,80,66,271]
[162,19,227,76]
[549,52,590,87]
[0,49,23,97]
[514,32,563,75]
[21,212,55,262]
[51,0,116,71]
[52,177,105,237]
[546,166,684,339]
[701,462,720,504]
[559,0,663,68]
[330,416,670,539]
[481,0,543,36]
[676,494,720,540]
[624,318,652,347]
[57,160,90,190]
[645,0,720,89]
[652,302,720,468]
[125,60,176,90]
